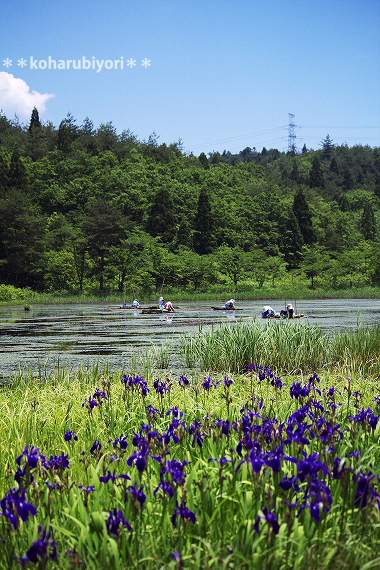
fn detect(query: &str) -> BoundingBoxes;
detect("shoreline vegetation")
[1,323,380,568]
[1,283,380,306]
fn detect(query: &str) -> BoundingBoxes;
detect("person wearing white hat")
[225,299,236,309]
[262,305,277,318]
[286,303,294,318]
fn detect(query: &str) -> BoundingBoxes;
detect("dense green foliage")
[1,110,379,295]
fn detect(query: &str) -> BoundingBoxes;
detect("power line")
[186,126,286,151]
[301,125,380,129]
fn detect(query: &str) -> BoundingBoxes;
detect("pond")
[0,298,379,376]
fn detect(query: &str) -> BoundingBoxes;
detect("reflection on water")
[0,299,378,376]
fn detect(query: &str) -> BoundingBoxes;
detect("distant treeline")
[0,109,379,294]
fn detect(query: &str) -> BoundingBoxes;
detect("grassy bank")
[1,325,380,569]
[1,284,380,306]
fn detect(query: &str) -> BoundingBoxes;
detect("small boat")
[211,306,243,311]
[141,308,176,314]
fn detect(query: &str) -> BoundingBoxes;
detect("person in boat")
[225,299,236,309]
[164,301,175,312]
[131,299,140,308]
[158,296,165,309]
[281,303,294,318]
[262,305,279,318]
[280,303,304,318]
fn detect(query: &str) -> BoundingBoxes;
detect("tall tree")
[82,198,128,290]
[309,155,325,188]
[320,134,334,161]
[27,107,46,160]
[193,187,216,254]
[278,209,304,268]
[360,202,377,240]
[198,152,210,170]
[289,160,300,183]
[29,107,41,131]
[293,188,315,245]
[146,186,176,244]
[8,149,27,190]
[57,113,78,152]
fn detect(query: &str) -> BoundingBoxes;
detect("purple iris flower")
[353,471,378,508]
[159,459,190,486]
[297,476,332,522]
[202,377,215,390]
[82,397,98,410]
[78,485,95,494]
[16,526,56,565]
[16,445,44,469]
[290,382,311,399]
[209,457,232,465]
[171,500,196,527]
[64,430,78,442]
[125,482,146,507]
[223,376,233,387]
[14,467,34,486]
[332,457,348,480]
[93,387,107,401]
[296,452,329,482]
[153,379,170,396]
[42,454,70,471]
[153,481,174,498]
[106,508,132,536]
[179,375,189,386]
[89,440,102,454]
[278,475,300,492]
[254,507,280,535]
[127,443,156,473]
[99,470,131,483]
[146,405,162,418]
[0,488,37,529]
[349,408,379,429]
[166,406,184,418]
[108,434,128,450]
[214,419,231,436]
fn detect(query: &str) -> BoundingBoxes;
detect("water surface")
[0,299,378,376]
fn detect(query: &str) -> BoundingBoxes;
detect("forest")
[0,108,379,296]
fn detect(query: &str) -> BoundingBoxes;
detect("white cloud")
[0,72,54,119]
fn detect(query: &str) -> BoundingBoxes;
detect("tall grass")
[330,324,380,375]
[180,320,380,376]
[180,320,327,374]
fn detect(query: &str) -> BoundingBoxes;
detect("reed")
[329,324,380,375]
[180,320,328,374]
[180,320,380,376]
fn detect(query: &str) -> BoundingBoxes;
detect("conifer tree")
[360,202,377,240]
[8,149,27,189]
[198,152,210,170]
[309,155,325,188]
[293,188,315,245]
[329,157,340,175]
[278,209,304,268]
[290,160,300,183]
[193,187,216,254]
[321,134,334,161]
[146,187,176,244]
[342,168,354,191]
[28,107,41,132]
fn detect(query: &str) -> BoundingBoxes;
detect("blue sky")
[1,0,379,155]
